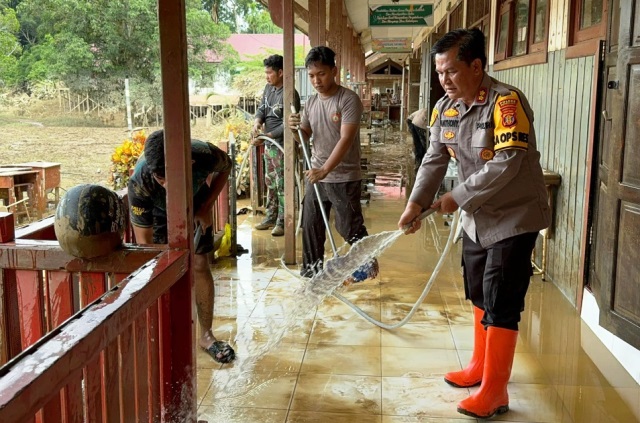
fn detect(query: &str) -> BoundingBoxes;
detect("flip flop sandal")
[203,340,236,363]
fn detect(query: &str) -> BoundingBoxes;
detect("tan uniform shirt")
[409,74,551,247]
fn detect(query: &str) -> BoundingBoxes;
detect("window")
[494,0,549,63]
[449,3,463,31]
[468,0,491,59]
[570,0,607,45]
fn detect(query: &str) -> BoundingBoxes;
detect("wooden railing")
[0,215,192,422]
[0,148,234,422]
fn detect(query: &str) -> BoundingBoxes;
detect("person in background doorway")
[398,29,550,419]
[406,107,429,170]
[128,129,235,364]
[288,46,378,283]
[251,54,301,237]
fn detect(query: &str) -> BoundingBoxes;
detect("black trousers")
[301,180,368,275]
[462,230,538,331]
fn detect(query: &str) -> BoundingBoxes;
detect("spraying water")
[209,229,403,400]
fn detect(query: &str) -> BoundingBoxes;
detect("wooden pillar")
[328,0,342,79]
[157,0,195,420]
[308,0,326,47]
[283,0,296,264]
[341,16,349,85]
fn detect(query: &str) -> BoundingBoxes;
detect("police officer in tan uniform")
[398,29,550,419]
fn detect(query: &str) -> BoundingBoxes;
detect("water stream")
[210,229,404,400]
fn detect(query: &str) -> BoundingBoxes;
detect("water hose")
[334,209,459,330]
[253,135,304,234]
[287,104,460,330]
[290,105,339,257]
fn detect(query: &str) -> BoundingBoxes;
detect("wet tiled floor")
[196,133,640,422]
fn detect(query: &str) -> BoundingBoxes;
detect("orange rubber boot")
[457,326,518,419]
[444,306,485,387]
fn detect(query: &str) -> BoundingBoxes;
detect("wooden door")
[589,0,640,349]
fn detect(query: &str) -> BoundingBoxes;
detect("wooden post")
[329,0,343,80]
[283,0,296,264]
[157,0,196,421]
[308,0,326,47]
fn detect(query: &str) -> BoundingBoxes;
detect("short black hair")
[304,46,336,68]
[431,28,486,69]
[144,129,165,177]
[263,54,283,71]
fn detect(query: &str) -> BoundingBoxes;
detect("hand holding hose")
[398,204,439,234]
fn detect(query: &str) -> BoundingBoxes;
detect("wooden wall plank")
[492,46,596,304]
[563,57,580,297]
[135,314,150,422]
[147,304,161,421]
[120,325,136,421]
[104,338,120,423]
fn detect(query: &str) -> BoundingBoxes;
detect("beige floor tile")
[382,416,475,422]
[309,317,382,346]
[381,322,456,350]
[235,317,313,344]
[339,282,382,301]
[381,302,449,325]
[214,277,270,297]
[223,341,307,373]
[381,347,460,378]
[251,296,317,319]
[444,305,475,326]
[214,294,258,317]
[317,296,382,320]
[196,373,214,405]
[301,344,382,376]
[557,385,640,423]
[201,370,297,409]
[291,373,382,415]
[485,382,571,422]
[287,410,382,422]
[198,405,287,423]
[381,377,471,419]
[379,282,442,304]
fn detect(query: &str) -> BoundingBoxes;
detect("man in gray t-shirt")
[289,46,378,282]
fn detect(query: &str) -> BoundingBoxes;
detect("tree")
[0,5,21,87]
[9,0,237,106]
[244,3,281,34]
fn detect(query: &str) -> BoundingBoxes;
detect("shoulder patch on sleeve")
[429,108,439,126]
[493,91,531,151]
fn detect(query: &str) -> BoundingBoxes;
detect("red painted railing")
[0,213,193,422]
[0,151,232,422]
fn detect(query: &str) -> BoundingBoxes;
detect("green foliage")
[0,6,21,87]
[231,45,308,96]
[244,4,281,34]
[3,0,238,109]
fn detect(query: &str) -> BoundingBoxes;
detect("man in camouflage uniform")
[252,54,301,236]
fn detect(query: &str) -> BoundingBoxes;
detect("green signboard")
[369,5,434,27]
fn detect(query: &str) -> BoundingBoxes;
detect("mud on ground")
[1,116,221,191]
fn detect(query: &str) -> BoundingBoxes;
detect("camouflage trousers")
[263,145,284,226]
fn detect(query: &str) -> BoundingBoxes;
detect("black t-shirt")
[127,139,232,228]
